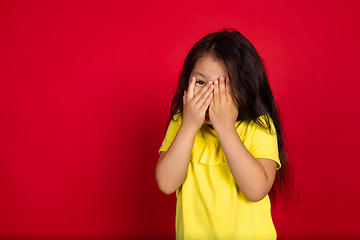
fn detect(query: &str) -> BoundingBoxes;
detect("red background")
[1,1,359,239]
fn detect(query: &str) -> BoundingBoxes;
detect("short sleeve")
[159,114,182,154]
[248,116,281,170]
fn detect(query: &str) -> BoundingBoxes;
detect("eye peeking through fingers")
[196,80,206,86]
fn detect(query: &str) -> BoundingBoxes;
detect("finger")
[213,79,220,105]
[196,82,214,105]
[219,76,226,101]
[187,77,196,99]
[209,93,215,115]
[200,92,213,112]
[193,81,213,101]
[225,78,231,100]
[183,90,187,106]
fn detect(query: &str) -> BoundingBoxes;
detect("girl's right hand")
[182,77,214,132]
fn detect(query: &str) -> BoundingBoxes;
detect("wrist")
[213,122,237,136]
[179,122,199,136]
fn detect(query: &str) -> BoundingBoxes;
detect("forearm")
[156,77,213,194]
[155,124,196,194]
[216,125,276,202]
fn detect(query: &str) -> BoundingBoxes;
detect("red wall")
[1,1,359,239]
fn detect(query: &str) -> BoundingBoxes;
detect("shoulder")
[235,115,277,143]
[159,113,183,153]
[244,115,280,168]
[255,115,276,134]
[237,115,276,134]
[166,113,183,134]
[172,112,182,122]
[256,115,275,127]
[170,112,183,127]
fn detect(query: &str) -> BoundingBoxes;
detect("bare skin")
[155,56,277,202]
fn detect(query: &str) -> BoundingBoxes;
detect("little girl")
[156,29,290,240]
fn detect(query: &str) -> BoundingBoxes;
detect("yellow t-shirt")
[159,114,281,240]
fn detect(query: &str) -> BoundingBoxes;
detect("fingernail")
[208,81,213,84]
[219,76,224,81]
[214,80,219,84]
[192,77,196,80]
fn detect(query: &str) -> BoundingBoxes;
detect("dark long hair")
[170,29,292,205]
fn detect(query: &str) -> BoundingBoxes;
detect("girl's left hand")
[209,76,238,131]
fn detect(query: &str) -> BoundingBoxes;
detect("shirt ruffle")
[191,139,228,166]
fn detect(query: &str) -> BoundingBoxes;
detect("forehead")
[191,55,228,80]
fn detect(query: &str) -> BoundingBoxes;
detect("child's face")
[189,55,229,124]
